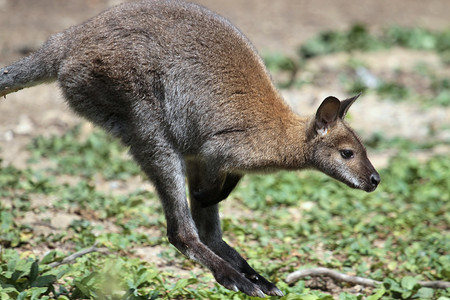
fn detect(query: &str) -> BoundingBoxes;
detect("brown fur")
[0,0,379,297]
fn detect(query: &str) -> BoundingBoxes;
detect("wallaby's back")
[1,0,292,153]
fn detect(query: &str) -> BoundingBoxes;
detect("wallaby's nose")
[370,173,381,188]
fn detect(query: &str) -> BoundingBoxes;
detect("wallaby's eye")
[340,149,354,159]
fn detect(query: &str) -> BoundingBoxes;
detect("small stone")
[4,130,14,141]
[15,114,34,135]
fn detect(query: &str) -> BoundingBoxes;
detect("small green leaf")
[32,275,57,287]
[401,276,418,290]
[30,287,48,300]
[17,291,27,300]
[29,261,39,283]
[416,287,434,299]
[300,295,319,300]
[173,277,197,290]
[40,251,58,265]
[74,282,91,298]
[366,288,386,300]
[0,292,12,300]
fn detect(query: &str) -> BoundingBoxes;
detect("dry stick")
[286,267,450,289]
[48,243,105,268]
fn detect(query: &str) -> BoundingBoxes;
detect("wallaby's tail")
[0,33,64,98]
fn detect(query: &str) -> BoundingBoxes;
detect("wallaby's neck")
[240,109,311,172]
[272,113,310,170]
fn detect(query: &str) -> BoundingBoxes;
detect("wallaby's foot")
[214,263,283,297]
[228,257,283,296]
[245,272,284,297]
[214,264,266,297]
[213,263,283,297]
[206,239,283,297]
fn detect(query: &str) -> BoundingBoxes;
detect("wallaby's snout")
[346,148,380,193]
[357,159,380,192]
[369,171,381,191]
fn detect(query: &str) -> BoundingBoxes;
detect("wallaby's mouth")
[342,173,380,192]
[361,172,381,192]
[363,184,378,193]
[346,181,374,193]
[323,168,380,193]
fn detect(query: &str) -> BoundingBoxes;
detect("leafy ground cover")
[1,25,449,300]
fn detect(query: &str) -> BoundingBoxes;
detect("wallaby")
[0,0,380,297]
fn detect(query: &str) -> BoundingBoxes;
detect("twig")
[285,267,450,289]
[31,221,58,230]
[286,267,380,287]
[48,243,105,268]
[419,281,450,289]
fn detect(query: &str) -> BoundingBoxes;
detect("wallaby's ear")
[315,96,340,136]
[338,93,361,119]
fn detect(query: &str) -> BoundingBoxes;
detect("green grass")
[1,124,449,299]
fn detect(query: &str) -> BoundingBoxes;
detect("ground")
[0,0,449,298]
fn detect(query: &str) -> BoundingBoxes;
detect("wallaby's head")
[306,94,380,192]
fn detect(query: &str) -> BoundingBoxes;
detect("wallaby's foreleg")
[187,164,283,296]
[130,144,266,297]
[192,173,242,207]
[186,160,242,207]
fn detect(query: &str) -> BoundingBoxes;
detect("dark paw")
[214,266,267,298]
[246,273,284,297]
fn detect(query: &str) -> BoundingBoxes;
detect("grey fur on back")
[2,0,276,153]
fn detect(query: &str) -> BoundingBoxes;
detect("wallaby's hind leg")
[58,60,137,144]
[130,142,266,298]
[187,163,283,296]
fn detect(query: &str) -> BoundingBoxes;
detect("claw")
[272,287,284,297]
[253,288,265,298]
